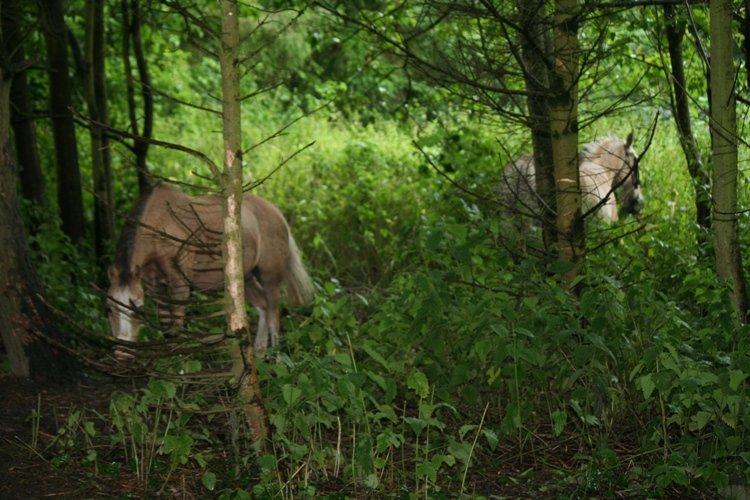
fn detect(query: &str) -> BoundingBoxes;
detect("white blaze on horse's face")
[107,272,144,356]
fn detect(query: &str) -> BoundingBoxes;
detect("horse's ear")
[625,131,634,148]
[107,266,116,283]
[133,265,142,281]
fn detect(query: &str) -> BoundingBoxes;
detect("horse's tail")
[285,232,314,306]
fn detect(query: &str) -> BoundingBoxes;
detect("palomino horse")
[500,134,644,224]
[106,183,313,358]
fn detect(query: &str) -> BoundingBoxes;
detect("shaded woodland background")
[2,0,750,496]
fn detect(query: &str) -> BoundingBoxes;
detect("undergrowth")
[24,106,750,496]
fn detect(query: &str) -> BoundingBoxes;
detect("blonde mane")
[581,135,625,162]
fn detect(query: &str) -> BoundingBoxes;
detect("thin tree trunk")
[517,0,556,255]
[219,0,269,448]
[550,0,583,285]
[0,16,75,380]
[39,0,85,243]
[121,0,152,194]
[663,4,711,238]
[1,1,45,206]
[131,0,152,191]
[710,0,748,323]
[84,0,114,280]
[744,0,750,91]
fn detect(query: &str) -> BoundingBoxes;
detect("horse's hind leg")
[245,275,269,353]
[264,284,282,348]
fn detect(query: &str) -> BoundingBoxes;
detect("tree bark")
[84,0,114,280]
[219,0,269,448]
[0,15,75,380]
[710,0,748,323]
[550,0,583,285]
[663,4,711,238]
[39,0,85,243]
[516,0,556,255]
[1,1,45,206]
[121,0,152,194]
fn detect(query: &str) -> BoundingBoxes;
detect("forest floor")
[0,370,707,498]
[0,374,135,499]
[0,371,571,498]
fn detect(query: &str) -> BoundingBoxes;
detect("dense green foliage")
[6,0,750,497]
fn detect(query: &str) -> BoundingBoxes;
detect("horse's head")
[107,265,144,360]
[613,132,644,216]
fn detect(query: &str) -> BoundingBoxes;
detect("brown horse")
[106,183,313,358]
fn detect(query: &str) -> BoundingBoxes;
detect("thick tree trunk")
[663,4,712,239]
[121,0,152,194]
[39,0,85,243]
[0,19,75,380]
[517,0,556,255]
[710,0,748,323]
[550,0,583,285]
[219,0,269,448]
[1,1,45,206]
[84,0,114,280]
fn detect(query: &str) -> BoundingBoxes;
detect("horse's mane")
[113,185,157,285]
[580,135,625,162]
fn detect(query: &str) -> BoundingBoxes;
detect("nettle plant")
[108,365,219,491]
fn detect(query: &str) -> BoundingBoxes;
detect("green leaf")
[148,379,177,399]
[639,373,656,399]
[362,341,392,371]
[729,370,747,391]
[407,371,429,398]
[690,410,712,430]
[447,438,472,464]
[182,360,202,374]
[440,453,456,467]
[415,460,438,483]
[459,424,477,440]
[551,410,567,437]
[364,473,379,489]
[193,453,208,468]
[332,352,352,367]
[281,384,303,406]
[202,471,217,491]
[404,417,427,436]
[482,429,499,450]
[83,421,97,437]
[232,489,251,500]
[162,433,194,464]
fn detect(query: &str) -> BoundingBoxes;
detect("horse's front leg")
[158,276,189,334]
[172,278,190,331]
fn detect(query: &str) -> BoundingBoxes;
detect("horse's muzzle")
[624,195,644,215]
